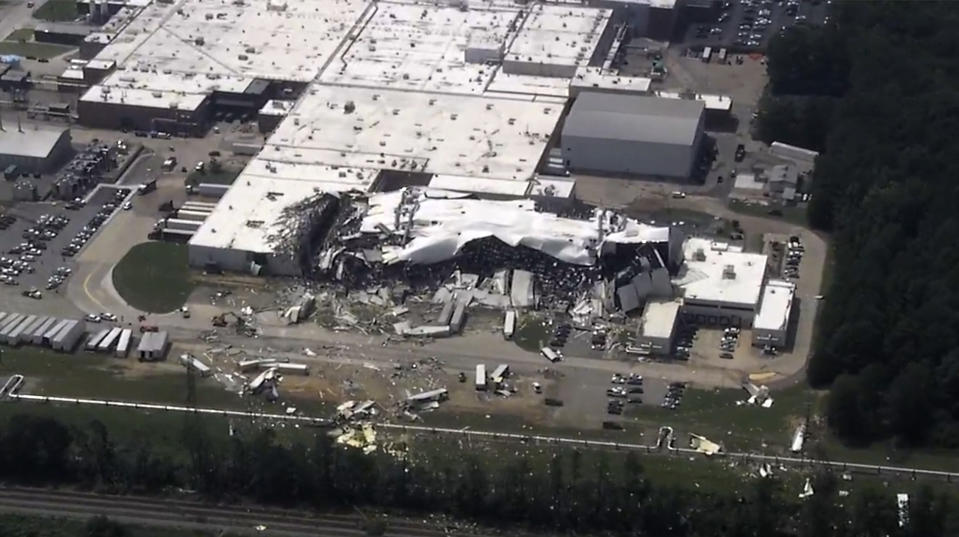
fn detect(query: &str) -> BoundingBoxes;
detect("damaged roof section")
[358,187,672,267]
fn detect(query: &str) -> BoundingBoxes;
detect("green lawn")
[112,242,195,313]
[32,0,77,21]
[4,28,34,42]
[0,348,237,408]
[186,166,240,187]
[0,40,72,59]
[513,313,551,353]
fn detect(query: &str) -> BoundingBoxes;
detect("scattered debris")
[790,423,805,453]
[689,433,722,456]
[798,478,814,499]
[742,381,774,407]
[897,493,909,527]
[282,292,315,324]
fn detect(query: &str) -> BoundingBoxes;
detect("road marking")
[81,266,108,313]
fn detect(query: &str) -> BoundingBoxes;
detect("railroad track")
[0,486,475,537]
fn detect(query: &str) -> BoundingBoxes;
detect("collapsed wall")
[304,187,681,314]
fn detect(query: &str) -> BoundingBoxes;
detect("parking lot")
[681,0,831,52]
[0,186,131,295]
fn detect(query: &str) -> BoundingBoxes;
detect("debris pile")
[740,382,774,408]
[263,186,682,328]
[689,433,722,456]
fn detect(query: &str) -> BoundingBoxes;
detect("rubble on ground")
[256,186,684,340]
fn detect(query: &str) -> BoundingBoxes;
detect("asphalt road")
[0,486,499,537]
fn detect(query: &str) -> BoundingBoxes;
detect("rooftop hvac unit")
[693,248,705,261]
[722,264,736,279]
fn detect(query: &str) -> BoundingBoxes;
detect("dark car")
[734,144,746,162]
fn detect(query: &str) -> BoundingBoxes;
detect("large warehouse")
[0,125,73,174]
[561,92,705,178]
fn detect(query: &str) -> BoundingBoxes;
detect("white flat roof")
[655,90,732,111]
[428,175,531,197]
[81,72,218,111]
[189,164,377,253]
[486,72,571,98]
[571,66,651,93]
[754,279,795,331]
[676,237,767,309]
[505,4,611,69]
[318,1,516,95]
[82,0,369,110]
[267,85,560,181]
[0,126,67,159]
[641,299,681,338]
[92,0,368,83]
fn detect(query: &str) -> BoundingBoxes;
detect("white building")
[752,279,795,347]
[675,238,767,326]
[636,299,681,354]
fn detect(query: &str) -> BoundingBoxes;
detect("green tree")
[84,515,127,537]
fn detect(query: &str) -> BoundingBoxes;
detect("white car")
[85,314,102,323]
[122,201,133,210]
[101,313,119,322]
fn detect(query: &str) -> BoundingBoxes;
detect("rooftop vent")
[722,264,736,280]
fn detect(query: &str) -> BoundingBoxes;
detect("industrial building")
[562,92,705,178]
[636,299,682,354]
[0,124,73,174]
[752,279,795,348]
[33,23,93,46]
[675,238,768,327]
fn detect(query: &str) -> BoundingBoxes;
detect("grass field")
[186,166,240,187]
[4,28,34,42]
[0,347,237,408]
[513,314,551,353]
[32,0,77,21]
[112,242,195,313]
[0,40,72,59]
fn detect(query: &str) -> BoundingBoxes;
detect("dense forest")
[0,413,955,537]
[763,2,959,446]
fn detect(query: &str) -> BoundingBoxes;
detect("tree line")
[0,412,954,537]
[761,2,959,446]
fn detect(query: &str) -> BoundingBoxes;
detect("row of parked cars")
[782,235,804,279]
[607,373,644,414]
[0,256,34,285]
[719,327,740,359]
[735,0,776,48]
[673,325,698,360]
[2,214,71,286]
[62,190,130,257]
[661,382,687,410]
[46,265,72,290]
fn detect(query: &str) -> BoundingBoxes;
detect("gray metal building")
[561,92,705,178]
[0,125,73,174]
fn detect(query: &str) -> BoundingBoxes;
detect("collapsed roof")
[358,187,672,266]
